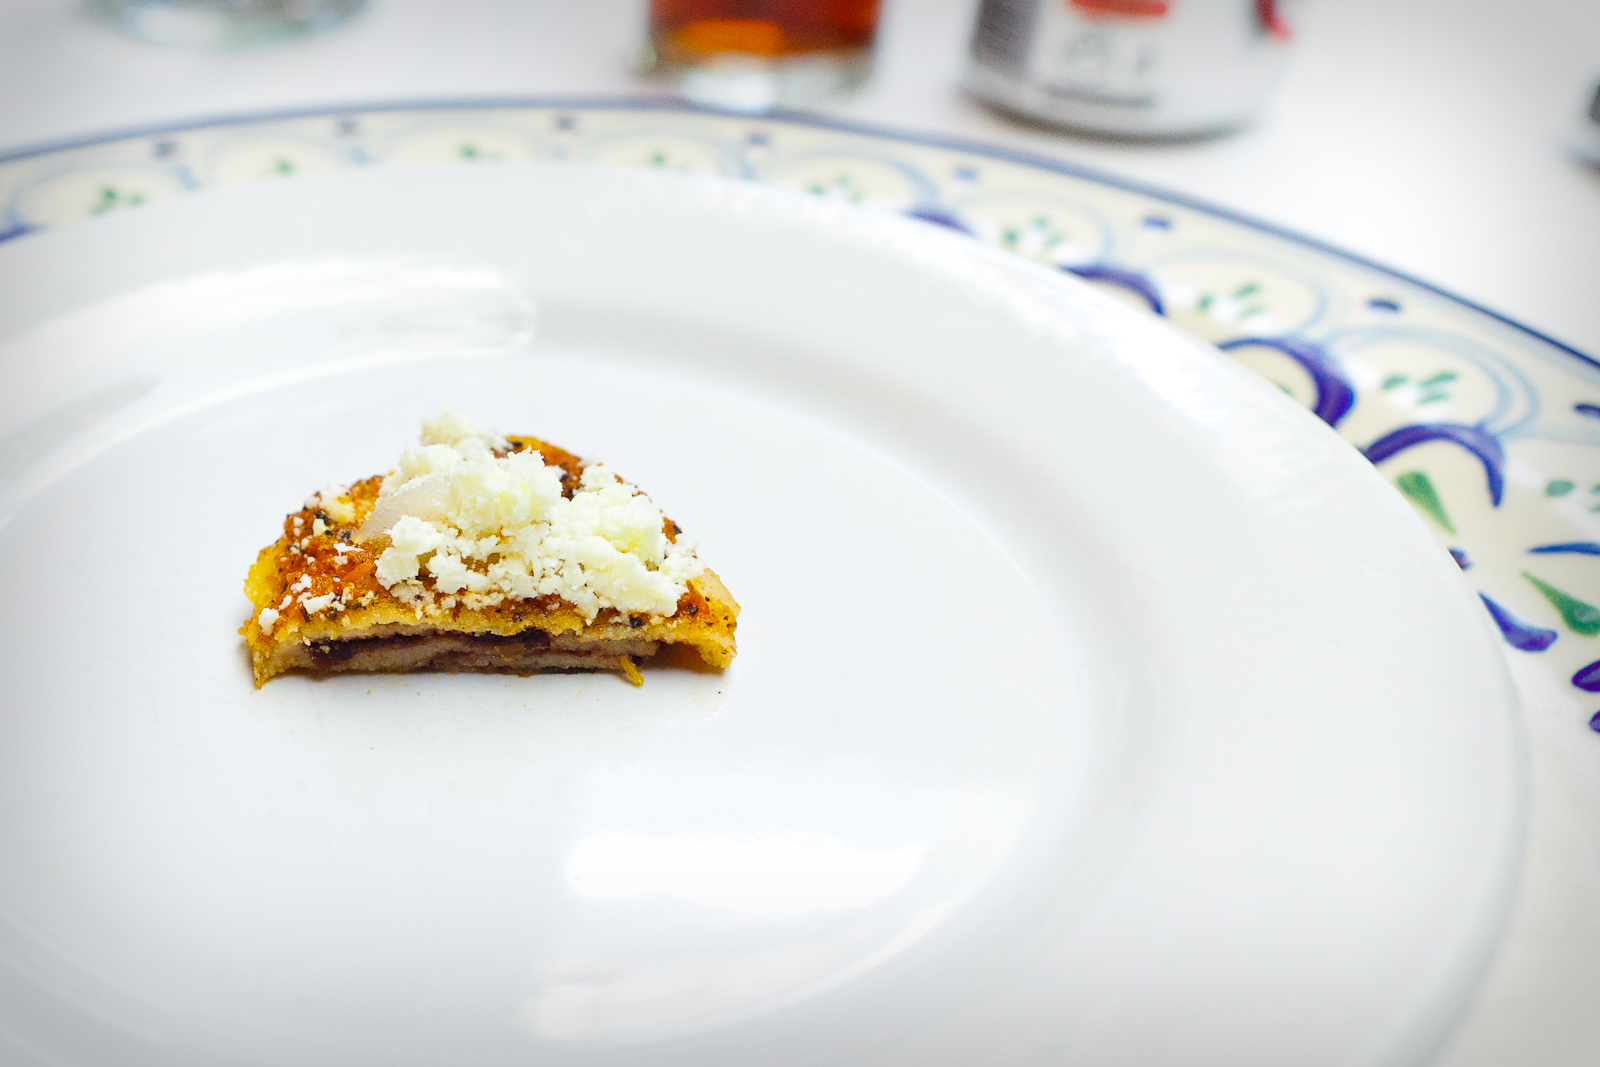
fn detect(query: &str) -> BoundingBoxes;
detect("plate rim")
[0,93,1592,374]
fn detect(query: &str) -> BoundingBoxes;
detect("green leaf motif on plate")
[1523,573,1600,636]
[1396,470,1454,534]
[805,174,865,203]
[1417,369,1457,405]
[1000,217,1073,257]
[89,186,144,215]
[1547,479,1575,497]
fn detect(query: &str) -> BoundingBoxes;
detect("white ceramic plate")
[0,164,1521,1067]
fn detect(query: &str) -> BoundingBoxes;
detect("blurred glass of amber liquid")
[642,0,883,111]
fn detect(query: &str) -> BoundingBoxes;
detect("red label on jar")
[1068,0,1170,19]
[1254,0,1292,41]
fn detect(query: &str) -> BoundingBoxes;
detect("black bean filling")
[306,630,553,669]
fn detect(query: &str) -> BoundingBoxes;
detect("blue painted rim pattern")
[1,94,1591,371]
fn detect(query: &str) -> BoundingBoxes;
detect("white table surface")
[1,1,1597,1063]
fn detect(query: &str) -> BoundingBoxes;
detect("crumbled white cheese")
[291,574,313,592]
[361,412,703,619]
[311,518,328,536]
[422,410,509,452]
[257,607,280,629]
[301,593,337,615]
[303,483,356,522]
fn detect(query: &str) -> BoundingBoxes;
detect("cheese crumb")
[361,413,703,620]
[421,410,509,452]
[302,593,337,615]
[257,607,280,630]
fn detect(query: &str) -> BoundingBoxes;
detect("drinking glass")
[88,0,367,46]
[638,0,883,112]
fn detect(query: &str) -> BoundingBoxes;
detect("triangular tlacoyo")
[241,413,738,686]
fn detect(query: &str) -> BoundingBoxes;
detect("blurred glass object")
[88,0,367,46]
[638,0,882,113]
[968,0,1305,138]
[1577,81,1600,169]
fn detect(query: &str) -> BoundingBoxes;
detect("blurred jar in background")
[639,0,883,112]
[968,0,1306,138]
[89,0,366,46]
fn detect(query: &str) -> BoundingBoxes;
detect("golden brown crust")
[240,434,738,686]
